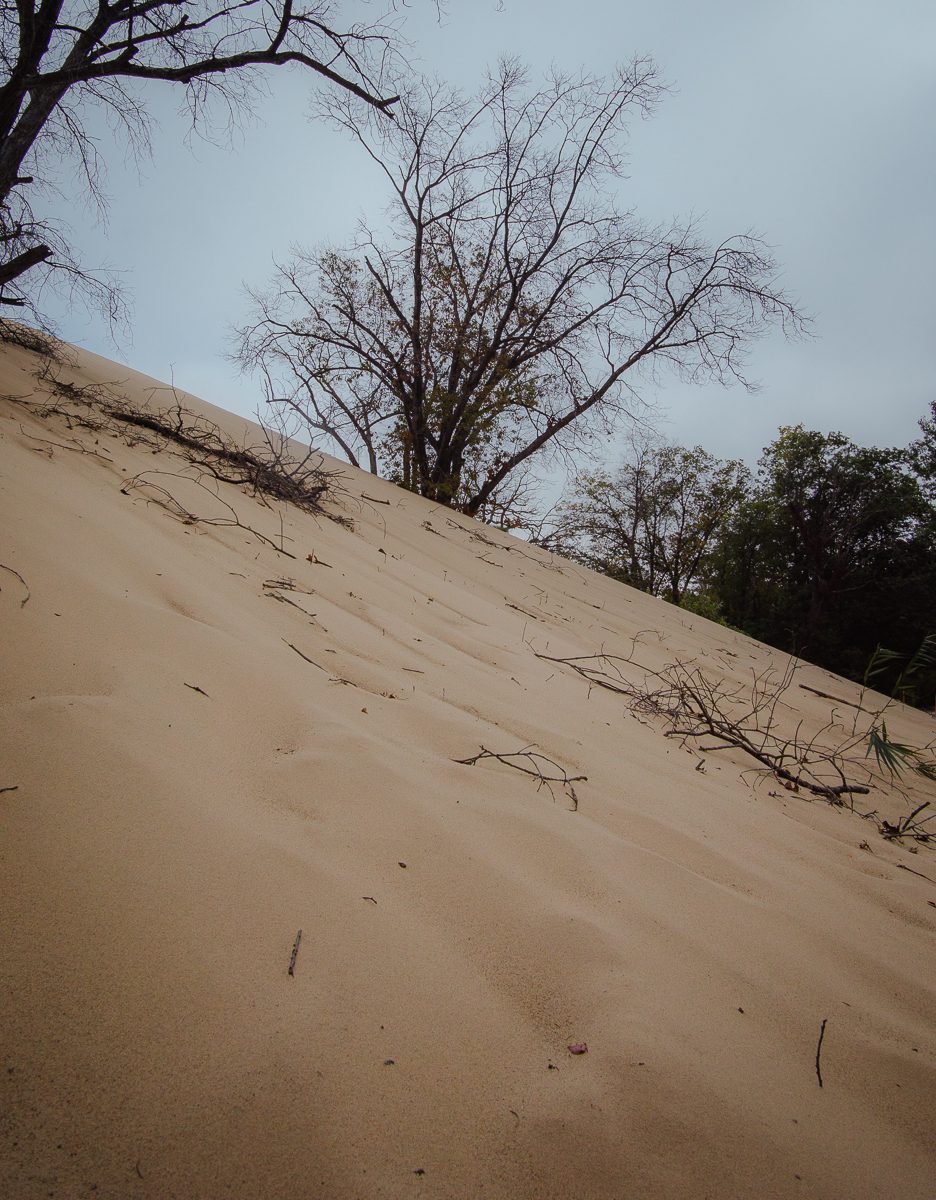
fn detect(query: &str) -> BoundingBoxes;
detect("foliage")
[864,633,936,706]
[561,413,936,709]
[866,723,936,782]
[909,399,936,502]
[554,432,749,605]
[708,424,936,695]
[678,589,731,626]
[239,59,803,516]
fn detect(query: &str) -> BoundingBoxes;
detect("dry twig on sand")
[0,562,29,607]
[288,929,302,977]
[815,1018,828,1088]
[283,640,329,672]
[454,745,586,810]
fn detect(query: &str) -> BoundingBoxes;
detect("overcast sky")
[37,0,936,472]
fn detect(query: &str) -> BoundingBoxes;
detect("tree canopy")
[239,60,803,517]
[910,399,936,502]
[711,425,935,680]
[561,415,936,706]
[554,433,749,606]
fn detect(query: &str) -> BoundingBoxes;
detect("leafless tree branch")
[0,0,416,312]
[239,58,805,520]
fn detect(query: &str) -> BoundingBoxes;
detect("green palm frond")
[867,722,936,780]
[893,633,936,701]
[866,723,913,776]
[863,645,906,687]
[915,759,936,782]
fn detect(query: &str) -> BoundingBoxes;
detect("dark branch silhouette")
[0,0,408,311]
[239,59,805,519]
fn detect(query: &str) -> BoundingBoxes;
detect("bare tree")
[0,0,406,313]
[238,60,805,518]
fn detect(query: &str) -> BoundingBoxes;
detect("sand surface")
[1,337,934,1199]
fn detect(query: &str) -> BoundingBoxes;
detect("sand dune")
[1,336,934,1199]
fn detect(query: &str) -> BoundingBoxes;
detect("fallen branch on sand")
[454,744,586,810]
[660,660,871,800]
[0,562,30,607]
[122,469,298,558]
[798,683,868,713]
[537,652,912,811]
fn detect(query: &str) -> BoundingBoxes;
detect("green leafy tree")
[909,399,936,502]
[711,424,936,690]
[556,433,749,606]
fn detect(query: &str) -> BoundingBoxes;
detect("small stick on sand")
[798,683,867,713]
[0,563,30,607]
[896,862,936,885]
[288,929,302,977]
[815,1018,828,1087]
[283,640,329,672]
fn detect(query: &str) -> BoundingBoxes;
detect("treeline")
[551,402,936,707]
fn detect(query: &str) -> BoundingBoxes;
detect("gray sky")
[38,0,936,472]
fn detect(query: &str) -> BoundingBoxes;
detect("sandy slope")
[1,337,934,1200]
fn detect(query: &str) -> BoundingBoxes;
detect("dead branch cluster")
[6,355,349,548]
[535,643,935,842]
[36,359,338,510]
[655,658,872,800]
[120,467,302,557]
[114,404,334,515]
[0,319,60,356]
